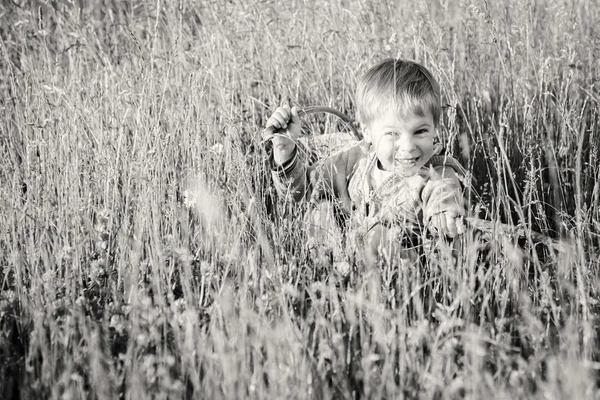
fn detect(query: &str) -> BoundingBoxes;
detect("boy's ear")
[362,126,372,143]
[433,130,442,154]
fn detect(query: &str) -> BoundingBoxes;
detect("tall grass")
[1,0,599,398]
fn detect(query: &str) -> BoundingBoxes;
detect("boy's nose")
[395,134,417,153]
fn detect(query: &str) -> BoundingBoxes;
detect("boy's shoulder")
[308,136,369,211]
[310,133,365,157]
[319,137,369,174]
[427,153,468,178]
[307,133,368,169]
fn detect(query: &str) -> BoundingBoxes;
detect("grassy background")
[1,0,599,398]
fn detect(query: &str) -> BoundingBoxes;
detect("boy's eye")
[385,131,399,137]
[415,129,429,135]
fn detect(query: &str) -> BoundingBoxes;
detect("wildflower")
[94,209,110,233]
[136,333,148,346]
[210,142,224,154]
[334,261,351,277]
[41,269,57,283]
[182,189,196,208]
[110,314,126,334]
[59,245,74,264]
[183,177,225,228]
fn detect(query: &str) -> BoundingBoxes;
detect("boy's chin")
[392,160,424,177]
[393,166,420,177]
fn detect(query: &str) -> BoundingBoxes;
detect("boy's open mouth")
[395,157,419,165]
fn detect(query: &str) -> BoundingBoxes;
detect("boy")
[264,58,466,269]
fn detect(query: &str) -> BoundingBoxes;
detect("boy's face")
[364,109,436,177]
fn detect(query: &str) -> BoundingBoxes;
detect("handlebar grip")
[262,125,276,140]
[261,105,361,144]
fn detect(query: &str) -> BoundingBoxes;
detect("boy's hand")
[263,104,301,165]
[429,210,464,238]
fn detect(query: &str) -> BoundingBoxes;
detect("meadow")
[1,0,599,398]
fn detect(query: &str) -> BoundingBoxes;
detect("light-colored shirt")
[270,136,467,256]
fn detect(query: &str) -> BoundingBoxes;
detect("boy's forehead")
[373,107,433,126]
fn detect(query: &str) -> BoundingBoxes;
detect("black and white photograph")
[1,0,599,398]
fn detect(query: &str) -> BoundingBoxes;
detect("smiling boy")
[264,58,466,268]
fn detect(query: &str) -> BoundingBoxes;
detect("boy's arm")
[264,103,315,203]
[270,139,318,203]
[270,138,364,210]
[420,164,465,231]
[264,103,362,208]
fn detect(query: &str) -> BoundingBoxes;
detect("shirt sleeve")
[269,138,365,212]
[270,140,318,203]
[420,165,465,221]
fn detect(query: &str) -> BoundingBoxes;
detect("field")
[1,0,600,398]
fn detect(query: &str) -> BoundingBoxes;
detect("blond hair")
[355,58,441,127]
